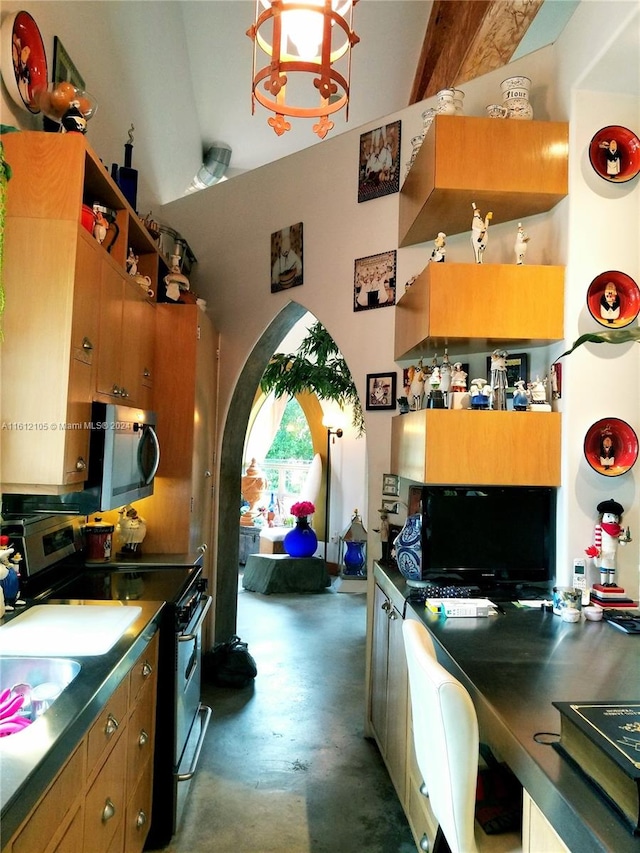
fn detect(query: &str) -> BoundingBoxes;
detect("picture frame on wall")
[358,120,401,203]
[354,250,396,311]
[366,372,397,410]
[382,473,400,497]
[485,352,529,393]
[52,36,84,87]
[271,222,303,292]
[381,500,399,514]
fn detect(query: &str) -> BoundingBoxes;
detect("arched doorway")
[214,303,364,642]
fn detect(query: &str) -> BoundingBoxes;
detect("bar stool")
[402,619,522,853]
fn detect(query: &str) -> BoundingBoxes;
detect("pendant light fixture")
[247,0,359,139]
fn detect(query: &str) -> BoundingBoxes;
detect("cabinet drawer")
[129,633,158,705]
[124,760,154,853]
[12,742,85,853]
[127,682,156,793]
[84,729,127,853]
[87,675,129,777]
[51,804,84,853]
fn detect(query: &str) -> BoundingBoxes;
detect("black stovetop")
[46,565,202,605]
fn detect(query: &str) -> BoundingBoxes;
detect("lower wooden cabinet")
[4,633,159,853]
[522,791,569,853]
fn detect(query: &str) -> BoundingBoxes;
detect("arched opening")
[214,303,365,642]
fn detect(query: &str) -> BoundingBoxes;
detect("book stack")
[553,701,640,834]
[590,584,637,608]
[426,598,495,617]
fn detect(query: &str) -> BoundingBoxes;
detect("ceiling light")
[247,0,359,139]
[187,144,232,193]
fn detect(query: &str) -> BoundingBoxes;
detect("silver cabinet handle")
[75,457,87,471]
[112,384,121,396]
[102,798,116,823]
[136,810,147,829]
[141,660,153,678]
[138,728,149,748]
[381,600,391,613]
[143,368,151,378]
[204,470,212,478]
[82,337,94,351]
[104,713,119,737]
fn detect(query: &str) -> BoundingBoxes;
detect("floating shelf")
[399,116,569,247]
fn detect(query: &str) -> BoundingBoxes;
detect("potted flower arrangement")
[284,501,318,558]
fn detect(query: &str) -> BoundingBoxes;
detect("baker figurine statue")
[585,498,632,587]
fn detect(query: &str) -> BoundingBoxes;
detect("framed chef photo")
[271,222,303,292]
[382,473,400,497]
[354,250,396,311]
[358,120,401,203]
[366,372,396,410]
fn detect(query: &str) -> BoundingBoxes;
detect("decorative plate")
[587,270,640,329]
[0,11,48,113]
[584,418,638,477]
[588,125,640,183]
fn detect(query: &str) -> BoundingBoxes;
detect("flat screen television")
[419,485,556,594]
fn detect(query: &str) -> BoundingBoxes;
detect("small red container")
[81,204,94,234]
[84,518,114,562]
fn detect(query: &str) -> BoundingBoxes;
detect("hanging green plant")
[260,321,365,435]
[557,327,640,360]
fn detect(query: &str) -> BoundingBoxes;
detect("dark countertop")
[105,551,203,569]
[0,599,164,849]
[374,563,640,853]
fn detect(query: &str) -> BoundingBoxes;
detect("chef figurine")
[585,499,631,587]
[470,202,493,264]
[599,282,621,324]
[513,379,530,411]
[429,231,446,263]
[489,349,508,410]
[469,377,492,409]
[514,222,530,265]
[60,100,87,134]
[0,536,25,610]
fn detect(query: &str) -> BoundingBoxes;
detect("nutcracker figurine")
[585,498,632,587]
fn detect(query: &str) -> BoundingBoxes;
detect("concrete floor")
[162,580,416,853]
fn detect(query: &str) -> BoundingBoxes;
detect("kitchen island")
[0,599,164,851]
[374,563,640,853]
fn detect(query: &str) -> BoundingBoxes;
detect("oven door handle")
[177,704,212,781]
[178,594,212,642]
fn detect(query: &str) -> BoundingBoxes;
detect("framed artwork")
[366,372,397,411]
[271,222,303,292]
[358,120,401,202]
[52,36,84,87]
[485,352,528,393]
[382,473,400,497]
[381,500,399,514]
[354,250,396,312]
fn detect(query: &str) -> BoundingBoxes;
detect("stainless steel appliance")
[1,402,161,517]
[2,515,211,848]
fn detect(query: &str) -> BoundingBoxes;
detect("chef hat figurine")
[514,222,530,265]
[585,499,631,587]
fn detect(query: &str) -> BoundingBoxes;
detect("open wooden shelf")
[394,262,564,361]
[399,116,569,247]
[390,409,562,486]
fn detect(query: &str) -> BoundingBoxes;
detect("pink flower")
[290,501,315,518]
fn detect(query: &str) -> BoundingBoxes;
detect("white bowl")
[583,606,603,622]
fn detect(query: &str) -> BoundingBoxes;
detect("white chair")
[402,619,522,853]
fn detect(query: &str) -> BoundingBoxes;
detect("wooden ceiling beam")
[409,0,544,105]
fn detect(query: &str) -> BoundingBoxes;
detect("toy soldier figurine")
[585,498,632,586]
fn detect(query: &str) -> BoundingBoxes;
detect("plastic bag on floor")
[204,635,257,687]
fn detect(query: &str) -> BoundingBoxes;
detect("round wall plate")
[0,11,48,113]
[584,418,638,477]
[587,270,640,328]
[588,125,640,183]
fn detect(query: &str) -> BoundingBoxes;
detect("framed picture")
[52,36,84,87]
[358,120,401,203]
[382,473,400,497]
[381,500,399,514]
[366,372,397,410]
[354,250,396,312]
[271,222,303,292]
[485,352,529,393]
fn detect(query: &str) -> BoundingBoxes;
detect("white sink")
[0,605,142,656]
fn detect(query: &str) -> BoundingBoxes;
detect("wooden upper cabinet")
[399,116,569,247]
[395,263,565,360]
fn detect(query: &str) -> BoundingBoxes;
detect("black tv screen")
[421,485,556,588]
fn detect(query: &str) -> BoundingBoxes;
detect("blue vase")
[393,514,422,581]
[284,518,318,558]
[343,540,366,576]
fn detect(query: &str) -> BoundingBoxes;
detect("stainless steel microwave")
[1,403,160,516]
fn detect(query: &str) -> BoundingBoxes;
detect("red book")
[593,583,626,596]
[591,597,638,608]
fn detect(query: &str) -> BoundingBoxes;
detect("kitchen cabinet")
[398,116,568,247]
[522,791,569,853]
[391,117,567,488]
[370,583,408,803]
[1,132,162,495]
[4,632,158,853]
[239,526,261,565]
[137,305,218,637]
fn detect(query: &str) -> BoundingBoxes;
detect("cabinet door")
[386,602,408,801]
[120,282,155,407]
[96,263,125,400]
[84,733,127,853]
[190,313,217,555]
[370,584,391,749]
